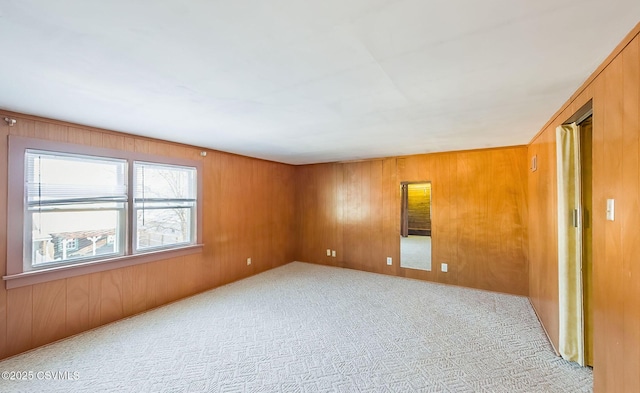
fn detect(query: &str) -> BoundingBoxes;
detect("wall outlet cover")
[386,257,392,265]
[441,263,448,273]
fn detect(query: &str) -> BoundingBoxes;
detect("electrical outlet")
[331,250,336,258]
[247,258,252,266]
[326,249,331,256]
[386,257,392,266]
[441,263,448,273]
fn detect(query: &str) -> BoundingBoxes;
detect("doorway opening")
[579,115,593,367]
[400,181,432,271]
[556,100,593,367]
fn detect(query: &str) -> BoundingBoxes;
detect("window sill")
[3,244,204,289]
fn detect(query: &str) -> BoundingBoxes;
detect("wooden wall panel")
[455,151,487,290]
[296,146,528,295]
[342,162,362,269]
[66,275,89,336]
[0,111,297,360]
[262,161,295,274]
[381,158,399,276]
[369,160,384,274]
[203,150,222,288]
[590,75,608,389]
[218,154,254,284]
[433,154,457,285]
[100,270,124,325]
[88,272,102,329]
[486,149,528,295]
[0,121,8,359]
[1,24,637,393]
[528,25,640,393]
[32,280,66,347]
[600,53,625,393]
[121,264,147,316]
[621,35,640,392]
[295,164,338,266]
[527,125,559,349]
[6,286,32,357]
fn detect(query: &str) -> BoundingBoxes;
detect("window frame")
[24,149,129,270]
[5,135,203,289]
[132,161,198,253]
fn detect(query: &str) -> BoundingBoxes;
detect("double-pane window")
[22,150,198,272]
[133,162,197,252]
[25,150,127,269]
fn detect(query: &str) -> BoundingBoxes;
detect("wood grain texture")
[6,286,32,357]
[1,25,637,393]
[100,270,124,325]
[0,111,297,360]
[296,164,341,266]
[528,125,560,350]
[66,275,89,336]
[296,147,528,295]
[32,280,66,347]
[591,74,607,392]
[88,272,102,329]
[623,33,640,392]
[434,154,458,285]
[621,35,640,392]
[0,121,8,358]
[598,53,625,393]
[455,151,486,290]
[382,158,398,276]
[529,27,640,393]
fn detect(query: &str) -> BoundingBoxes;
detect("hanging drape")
[556,123,585,366]
[400,184,409,237]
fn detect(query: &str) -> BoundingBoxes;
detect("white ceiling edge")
[0,1,638,165]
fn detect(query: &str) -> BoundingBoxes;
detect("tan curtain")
[556,123,585,366]
[400,184,408,237]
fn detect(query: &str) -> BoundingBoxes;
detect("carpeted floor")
[400,235,432,271]
[0,262,592,392]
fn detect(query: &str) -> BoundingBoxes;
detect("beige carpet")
[400,235,432,271]
[0,262,592,392]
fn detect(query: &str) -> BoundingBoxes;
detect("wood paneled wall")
[0,111,296,360]
[528,24,640,393]
[296,147,529,296]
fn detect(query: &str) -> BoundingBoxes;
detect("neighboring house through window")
[5,136,203,289]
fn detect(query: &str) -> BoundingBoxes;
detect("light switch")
[531,155,537,172]
[326,249,331,256]
[606,199,615,221]
[441,263,448,273]
[331,250,336,258]
[386,257,392,266]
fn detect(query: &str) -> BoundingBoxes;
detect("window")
[64,239,78,251]
[25,150,127,270]
[6,136,203,289]
[134,162,197,252]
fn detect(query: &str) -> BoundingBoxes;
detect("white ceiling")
[0,1,639,164]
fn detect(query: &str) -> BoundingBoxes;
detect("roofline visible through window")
[4,135,204,289]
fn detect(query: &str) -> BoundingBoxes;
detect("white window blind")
[26,150,127,206]
[25,150,127,268]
